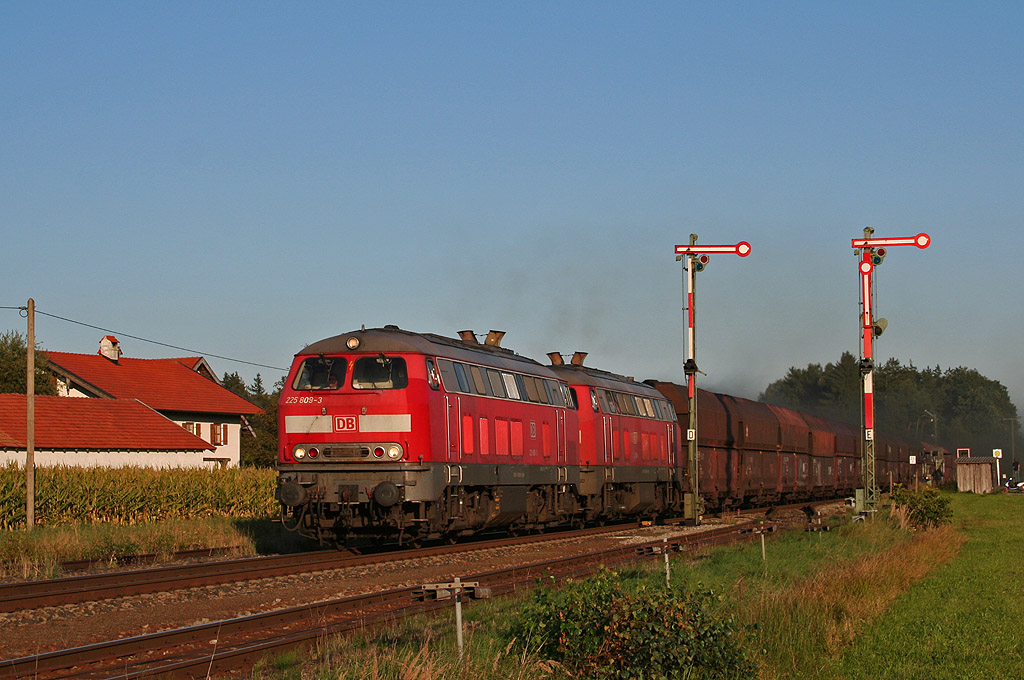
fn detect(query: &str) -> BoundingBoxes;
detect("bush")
[509,569,757,680]
[889,484,953,530]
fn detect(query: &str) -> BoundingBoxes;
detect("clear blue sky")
[3,3,1022,439]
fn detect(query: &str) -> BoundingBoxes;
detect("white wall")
[0,449,225,470]
[169,417,242,467]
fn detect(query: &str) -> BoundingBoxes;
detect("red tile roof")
[46,352,261,415]
[0,395,213,451]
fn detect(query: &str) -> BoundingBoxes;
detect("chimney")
[484,330,506,347]
[570,351,588,366]
[547,352,564,366]
[99,335,122,362]
[458,330,478,344]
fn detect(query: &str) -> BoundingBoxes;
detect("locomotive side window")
[513,374,529,402]
[469,366,488,395]
[549,381,569,407]
[521,375,540,402]
[437,359,459,391]
[292,356,347,390]
[352,355,409,390]
[453,363,471,392]
[537,379,552,405]
[426,359,441,390]
[487,369,506,397]
[502,372,521,400]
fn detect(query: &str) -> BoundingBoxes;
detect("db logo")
[335,416,357,432]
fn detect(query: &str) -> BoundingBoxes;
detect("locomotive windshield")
[292,356,347,390]
[353,355,409,390]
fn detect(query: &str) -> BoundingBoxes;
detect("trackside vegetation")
[511,569,756,679]
[252,492,1024,680]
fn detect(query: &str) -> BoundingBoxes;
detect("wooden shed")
[955,456,1000,494]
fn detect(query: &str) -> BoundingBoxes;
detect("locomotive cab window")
[292,356,347,390]
[352,355,409,390]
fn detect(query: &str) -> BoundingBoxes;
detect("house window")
[211,423,228,446]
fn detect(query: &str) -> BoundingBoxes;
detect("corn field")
[0,464,277,530]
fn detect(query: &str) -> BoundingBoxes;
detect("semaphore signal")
[852,228,930,514]
[673,235,751,525]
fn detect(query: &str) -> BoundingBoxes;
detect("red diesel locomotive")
[276,326,925,546]
[276,326,683,545]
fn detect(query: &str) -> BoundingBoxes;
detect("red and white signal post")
[850,229,930,513]
[674,236,751,524]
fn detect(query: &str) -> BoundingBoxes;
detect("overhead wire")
[1,305,288,372]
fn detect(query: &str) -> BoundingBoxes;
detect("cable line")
[3,305,287,372]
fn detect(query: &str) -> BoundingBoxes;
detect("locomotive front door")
[445,395,461,461]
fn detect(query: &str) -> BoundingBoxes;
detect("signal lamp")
[387,445,403,460]
[308,447,320,458]
[294,447,307,459]
[373,446,385,458]
[346,336,360,350]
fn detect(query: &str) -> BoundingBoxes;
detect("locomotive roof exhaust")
[547,352,564,366]
[458,330,478,344]
[484,330,505,347]
[571,351,587,366]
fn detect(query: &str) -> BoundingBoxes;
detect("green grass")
[834,493,1024,680]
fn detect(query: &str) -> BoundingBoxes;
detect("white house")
[0,394,216,469]
[44,336,262,468]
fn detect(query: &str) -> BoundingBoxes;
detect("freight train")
[275,326,928,546]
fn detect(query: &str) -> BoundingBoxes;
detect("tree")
[761,353,1019,454]
[0,330,57,395]
[221,371,248,399]
[759,351,860,424]
[222,371,283,468]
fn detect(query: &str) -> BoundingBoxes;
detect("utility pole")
[673,236,751,524]
[25,298,36,531]
[1004,417,1019,482]
[850,230,930,514]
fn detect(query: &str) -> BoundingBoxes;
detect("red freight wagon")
[801,412,838,496]
[717,394,784,507]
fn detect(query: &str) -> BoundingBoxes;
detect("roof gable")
[47,352,261,415]
[0,394,213,451]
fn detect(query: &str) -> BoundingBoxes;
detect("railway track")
[0,523,759,680]
[0,518,716,613]
[1,501,833,614]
